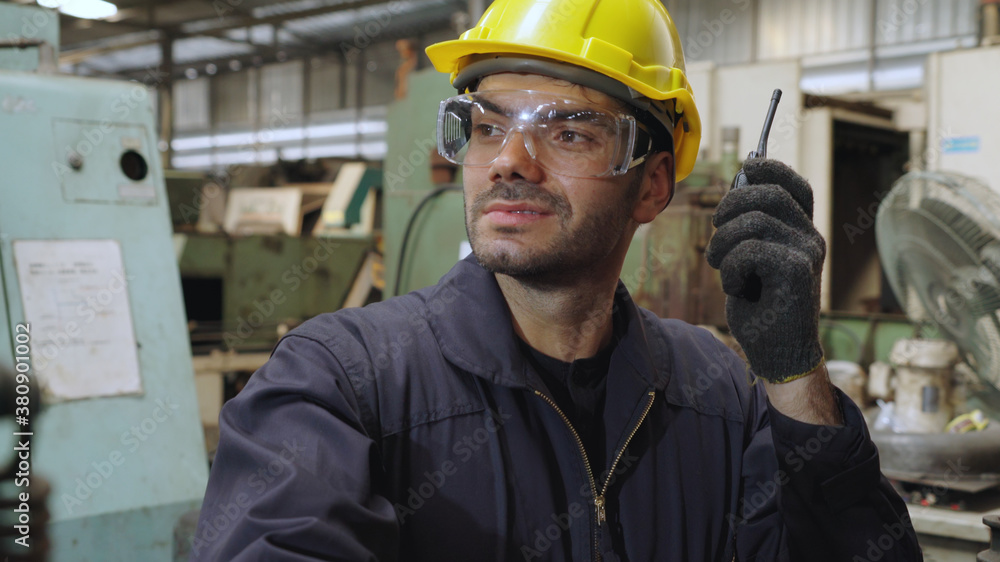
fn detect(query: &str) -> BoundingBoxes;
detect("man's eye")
[558,130,592,144]
[475,124,504,137]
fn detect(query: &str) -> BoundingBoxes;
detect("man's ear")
[632,151,674,225]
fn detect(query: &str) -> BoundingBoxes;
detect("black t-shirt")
[517,309,622,474]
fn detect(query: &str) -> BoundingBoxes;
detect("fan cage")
[876,171,1000,392]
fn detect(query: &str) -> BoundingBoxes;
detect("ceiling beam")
[61,0,392,64]
[60,29,162,64]
[110,17,444,82]
[181,0,390,36]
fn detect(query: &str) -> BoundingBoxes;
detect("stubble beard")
[465,176,642,284]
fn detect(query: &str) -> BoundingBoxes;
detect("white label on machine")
[118,184,156,200]
[12,239,143,402]
[223,187,303,236]
[120,136,143,150]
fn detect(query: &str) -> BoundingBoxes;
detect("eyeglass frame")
[435,90,656,179]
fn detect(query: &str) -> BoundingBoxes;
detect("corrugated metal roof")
[82,36,258,74]
[68,0,462,76]
[283,0,458,40]
[252,0,359,18]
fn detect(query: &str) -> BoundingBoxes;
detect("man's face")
[463,73,644,282]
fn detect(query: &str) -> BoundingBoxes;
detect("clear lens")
[436,90,639,178]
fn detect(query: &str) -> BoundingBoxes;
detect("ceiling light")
[37,0,118,20]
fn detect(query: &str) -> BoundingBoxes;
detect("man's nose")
[489,130,545,185]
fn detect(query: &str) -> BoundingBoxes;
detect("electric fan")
[877,171,1000,394]
[872,171,1000,490]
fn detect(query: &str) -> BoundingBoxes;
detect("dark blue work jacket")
[193,255,921,561]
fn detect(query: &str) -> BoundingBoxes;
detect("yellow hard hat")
[426,0,702,181]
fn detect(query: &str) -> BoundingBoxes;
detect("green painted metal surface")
[0,4,59,73]
[819,312,918,365]
[0,66,207,559]
[383,69,469,297]
[384,189,467,297]
[178,234,372,350]
[226,235,370,349]
[164,171,209,228]
[178,235,228,278]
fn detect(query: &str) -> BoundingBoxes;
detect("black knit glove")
[706,159,826,383]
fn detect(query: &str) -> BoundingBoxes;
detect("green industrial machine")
[383,69,468,297]
[167,165,379,352]
[0,3,58,73]
[177,234,372,351]
[0,4,208,559]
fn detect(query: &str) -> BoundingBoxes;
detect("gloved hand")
[706,159,826,383]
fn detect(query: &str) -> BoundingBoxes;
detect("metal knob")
[979,514,1000,562]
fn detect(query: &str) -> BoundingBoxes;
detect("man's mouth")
[484,202,552,215]
[483,202,553,226]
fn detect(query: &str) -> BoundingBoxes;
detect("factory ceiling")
[8,0,465,80]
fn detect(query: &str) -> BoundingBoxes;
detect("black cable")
[393,185,464,297]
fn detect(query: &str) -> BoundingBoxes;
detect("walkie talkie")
[728,89,782,302]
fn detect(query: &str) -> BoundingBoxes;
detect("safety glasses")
[436,90,652,178]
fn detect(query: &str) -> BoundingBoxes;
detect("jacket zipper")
[534,389,656,561]
[599,391,656,522]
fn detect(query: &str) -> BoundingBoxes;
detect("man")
[193,0,921,560]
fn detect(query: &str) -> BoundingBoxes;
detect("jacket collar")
[425,254,671,391]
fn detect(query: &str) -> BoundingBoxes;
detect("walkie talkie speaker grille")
[876,171,1000,392]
